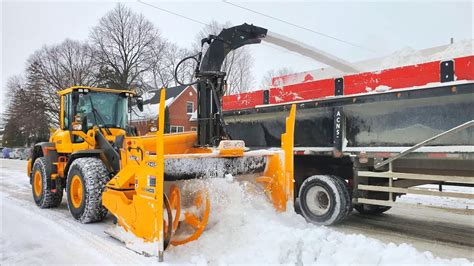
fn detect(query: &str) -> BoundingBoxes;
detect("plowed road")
[1,159,472,263]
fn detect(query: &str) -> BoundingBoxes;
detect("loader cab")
[63,88,129,132]
[52,86,137,153]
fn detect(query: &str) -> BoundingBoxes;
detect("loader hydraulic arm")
[176,23,268,147]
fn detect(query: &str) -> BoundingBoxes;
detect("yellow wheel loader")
[27,23,296,261]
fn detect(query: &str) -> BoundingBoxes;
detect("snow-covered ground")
[1,159,472,265]
[398,184,473,210]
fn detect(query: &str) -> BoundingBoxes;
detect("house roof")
[144,85,190,105]
[132,85,196,122]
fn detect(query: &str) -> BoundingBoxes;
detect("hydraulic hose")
[174,53,201,87]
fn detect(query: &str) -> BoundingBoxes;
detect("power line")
[136,0,291,55]
[222,0,375,53]
[137,0,208,26]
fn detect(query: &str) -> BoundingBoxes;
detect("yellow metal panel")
[60,96,64,129]
[57,86,136,96]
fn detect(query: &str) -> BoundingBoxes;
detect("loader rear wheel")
[298,175,351,225]
[66,157,110,223]
[32,157,63,208]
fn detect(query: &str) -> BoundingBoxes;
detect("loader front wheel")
[298,175,352,225]
[32,157,63,208]
[67,157,110,223]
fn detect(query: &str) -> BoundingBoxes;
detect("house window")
[170,125,184,133]
[186,101,194,114]
[191,127,197,131]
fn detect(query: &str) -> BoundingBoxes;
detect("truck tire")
[32,157,63,208]
[355,204,392,215]
[298,175,352,225]
[66,157,110,223]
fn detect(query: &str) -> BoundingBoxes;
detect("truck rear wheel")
[66,157,110,223]
[32,157,63,208]
[355,204,392,215]
[298,175,352,225]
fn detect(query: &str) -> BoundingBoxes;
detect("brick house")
[132,85,197,135]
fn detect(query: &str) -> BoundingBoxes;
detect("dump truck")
[222,54,474,225]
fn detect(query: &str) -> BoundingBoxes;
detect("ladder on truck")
[354,120,474,215]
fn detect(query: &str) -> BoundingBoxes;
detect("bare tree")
[27,39,97,126]
[91,3,159,90]
[30,39,97,89]
[194,20,254,95]
[141,41,195,92]
[260,67,294,88]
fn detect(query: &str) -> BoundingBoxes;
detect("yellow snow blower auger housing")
[102,88,296,259]
[27,23,295,261]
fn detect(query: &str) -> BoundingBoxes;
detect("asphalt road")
[335,205,474,260]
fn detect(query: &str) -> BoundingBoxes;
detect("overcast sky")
[1,0,473,114]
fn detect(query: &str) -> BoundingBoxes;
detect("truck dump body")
[223,56,474,151]
[224,81,474,149]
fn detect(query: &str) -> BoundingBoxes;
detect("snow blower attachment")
[102,89,296,259]
[101,23,297,260]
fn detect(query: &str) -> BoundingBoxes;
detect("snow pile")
[381,39,473,69]
[380,47,425,69]
[163,178,471,265]
[271,39,473,87]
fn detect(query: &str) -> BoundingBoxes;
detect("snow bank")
[163,178,471,265]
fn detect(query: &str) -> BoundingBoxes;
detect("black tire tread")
[330,175,353,223]
[298,175,352,225]
[67,157,110,223]
[32,157,63,208]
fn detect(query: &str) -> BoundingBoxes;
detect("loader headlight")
[72,123,82,131]
[149,126,157,132]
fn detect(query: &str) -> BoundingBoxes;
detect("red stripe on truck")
[222,90,264,110]
[269,78,334,104]
[454,55,474,81]
[344,61,440,95]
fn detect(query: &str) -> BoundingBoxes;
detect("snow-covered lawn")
[0,159,471,265]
